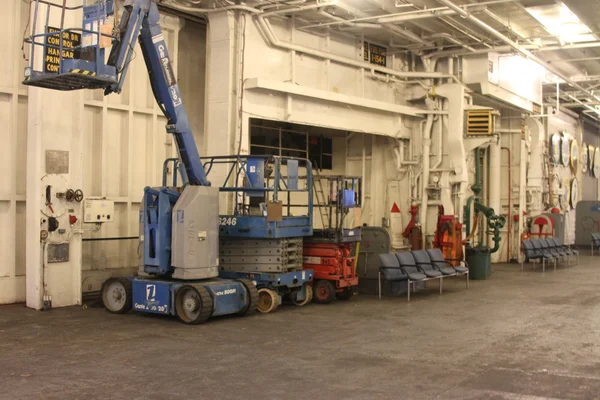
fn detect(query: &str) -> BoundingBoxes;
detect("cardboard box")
[267,201,283,222]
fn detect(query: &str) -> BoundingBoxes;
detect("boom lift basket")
[22,0,118,91]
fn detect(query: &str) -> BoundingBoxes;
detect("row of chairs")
[378,248,469,301]
[521,237,579,272]
[591,233,600,256]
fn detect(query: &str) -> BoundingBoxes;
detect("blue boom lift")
[23,0,258,323]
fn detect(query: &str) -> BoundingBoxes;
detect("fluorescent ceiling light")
[526,2,594,44]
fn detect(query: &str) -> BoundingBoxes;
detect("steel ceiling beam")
[437,0,600,116]
[300,0,516,29]
[548,56,600,64]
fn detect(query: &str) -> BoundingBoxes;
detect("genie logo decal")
[156,42,177,89]
[170,87,182,107]
[145,284,156,302]
[158,44,166,58]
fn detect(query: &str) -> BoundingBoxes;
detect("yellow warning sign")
[44,26,81,73]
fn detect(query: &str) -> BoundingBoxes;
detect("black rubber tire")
[290,284,313,306]
[101,277,132,314]
[236,279,259,316]
[312,280,336,304]
[175,284,214,325]
[335,287,355,301]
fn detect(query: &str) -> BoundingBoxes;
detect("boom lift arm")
[106,0,208,186]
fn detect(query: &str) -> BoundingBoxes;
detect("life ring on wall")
[581,142,588,174]
[570,139,578,171]
[570,178,578,209]
[561,177,570,210]
[560,133,570,167]
[550,133,561,164]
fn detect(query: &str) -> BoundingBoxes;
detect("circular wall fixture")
[582,142,588,174]
[570,178,579,209]
[594,147,600,178]
[550,133,561,164]
[560,134,570,167]
[561,177,570,210]
[570,139,579,171]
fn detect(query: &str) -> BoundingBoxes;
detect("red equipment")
[303,241,359,304]
[402,205,423,250]
[433,206,464,265]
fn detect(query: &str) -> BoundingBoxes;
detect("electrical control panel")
[83,199,115,223]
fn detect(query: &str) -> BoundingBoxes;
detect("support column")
[26,88,84,310]
[436,84,467,222]
[518,137,527,262]
[205,11,239,213]
[526,117,545,216]
[489,137,501,262]
[26,1,83,309]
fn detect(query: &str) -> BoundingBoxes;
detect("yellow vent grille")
[466,110,494,135]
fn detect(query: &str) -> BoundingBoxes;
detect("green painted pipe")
[462,148,506,253]
[471,147,482,197]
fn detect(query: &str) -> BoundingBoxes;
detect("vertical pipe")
[489,138,501,258]
[556,81,559,112]
[518,135,527,263]
[501,147,512,262]
[419,113,434,238]
[361,133,366,217]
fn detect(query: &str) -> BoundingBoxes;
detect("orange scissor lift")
[304,175,361,304]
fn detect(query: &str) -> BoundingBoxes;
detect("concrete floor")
[2,255,600,400]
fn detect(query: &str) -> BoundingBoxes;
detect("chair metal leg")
[466,272,469,289]
[407,280,411,302]
[378,271,382,300]
[542,259,545,272]
[439,277,443,295]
